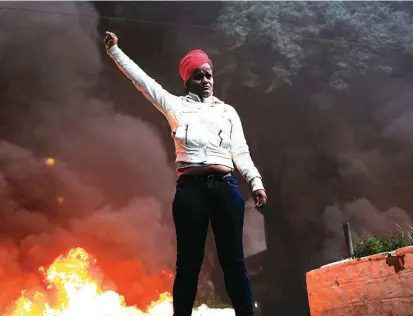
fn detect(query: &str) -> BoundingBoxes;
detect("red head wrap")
[179,49,213,83]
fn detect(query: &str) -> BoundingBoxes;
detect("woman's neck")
[188,91,212,103]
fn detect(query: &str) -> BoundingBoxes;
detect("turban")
[179,49,213,83]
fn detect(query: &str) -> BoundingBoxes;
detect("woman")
[104,31,267,316]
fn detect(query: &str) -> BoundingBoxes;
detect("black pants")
[172,172,253,316]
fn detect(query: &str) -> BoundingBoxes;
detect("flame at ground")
[5,248,235,316]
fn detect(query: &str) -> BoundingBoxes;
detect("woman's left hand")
[253,189,267,209]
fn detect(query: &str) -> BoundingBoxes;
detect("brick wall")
[306,246,413,316]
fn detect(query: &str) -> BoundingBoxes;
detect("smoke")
[213,1,413,312]
[243,200,266,258]
[215,1,413,252]
[0,1,176,309]
[322,198,412,262]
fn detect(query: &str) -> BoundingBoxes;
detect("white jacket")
[108,45,264,192]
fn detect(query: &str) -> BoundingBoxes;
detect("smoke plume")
[0,1,176,309]
[213,1,413,313]
[322,198,412,262]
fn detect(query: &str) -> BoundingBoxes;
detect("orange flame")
[6,248,173,316]
[5,248,235,316]
[44,158,55,167]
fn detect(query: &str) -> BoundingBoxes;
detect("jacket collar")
[185,92,224,106]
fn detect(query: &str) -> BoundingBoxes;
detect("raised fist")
[104,31,118,51]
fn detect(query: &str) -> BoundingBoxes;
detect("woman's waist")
[177,169,234,184]
[178,163,232,176]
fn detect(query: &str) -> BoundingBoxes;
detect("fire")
[6,248,172,316]
[44,158,55,167]
[5,248,235,316]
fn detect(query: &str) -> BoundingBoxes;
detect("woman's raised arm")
[104,31,181,116]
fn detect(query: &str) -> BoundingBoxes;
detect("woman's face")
[186,63,214,98]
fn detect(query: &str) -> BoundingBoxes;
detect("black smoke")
[214,2,413,315]
[0,1,176,310]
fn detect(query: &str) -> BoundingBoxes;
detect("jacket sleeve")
[107,45,181,116]
[229,106,265,192]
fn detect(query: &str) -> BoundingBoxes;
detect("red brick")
[306,247,413,316]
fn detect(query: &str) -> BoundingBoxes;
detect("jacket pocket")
[217,129,231,148]
[172,124,200,149]
[218,130,223,146]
